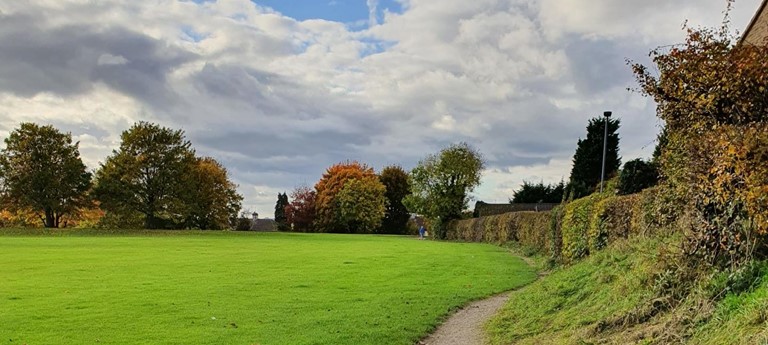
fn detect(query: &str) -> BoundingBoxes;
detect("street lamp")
[600,111,612,193]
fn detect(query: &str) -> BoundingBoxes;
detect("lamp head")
[603,111,612,118]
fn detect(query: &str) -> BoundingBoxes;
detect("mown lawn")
[0,230,535,344]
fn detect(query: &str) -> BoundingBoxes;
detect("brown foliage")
[446,211,551,253]
[313,161,376,232]
[285,185,317,232]
[631,23,768,267]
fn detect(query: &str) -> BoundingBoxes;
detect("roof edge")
[739,0,768,45]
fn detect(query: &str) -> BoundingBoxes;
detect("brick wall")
[744,1,768,46]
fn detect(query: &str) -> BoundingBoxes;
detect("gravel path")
[418,292,511,345]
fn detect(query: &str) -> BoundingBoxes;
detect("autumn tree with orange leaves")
[313,161,386,233]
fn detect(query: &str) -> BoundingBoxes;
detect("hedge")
[445,186,680,263]
[446,211,551,252]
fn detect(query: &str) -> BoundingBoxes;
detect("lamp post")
[600,111,612,193]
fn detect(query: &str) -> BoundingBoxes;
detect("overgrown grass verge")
[486,234,768,344]
[486,236,663,344]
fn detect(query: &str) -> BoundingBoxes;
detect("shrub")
[601,194,638,240]
[446,211,551,251]
[618,159,659,195]
[516,212,551,254]
[561,194,601,261]
[549,206,565,263]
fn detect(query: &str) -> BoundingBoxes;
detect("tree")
[379,165,411,234]
[404,142,485,239]
[617,159,659,195]
[0,123,91,228]
[185,157,243,230]
[335,176,387,233]
[568,117,621,199]
[274,192,290,231]
[93,122,195,229]
[314,161,377,233]
[285,185,316,232]
[511,181,565,203]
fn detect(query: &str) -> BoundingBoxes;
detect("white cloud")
[367,0,379,26]
[0,0,762,216]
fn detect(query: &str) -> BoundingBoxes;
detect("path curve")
[418,292,510,345]
[419,250,544,345]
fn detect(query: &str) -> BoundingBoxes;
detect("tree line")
[274,143,484,239]
[1,118,657,233]
[0,122,242,229]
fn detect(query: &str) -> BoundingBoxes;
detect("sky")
[0,0,762,217]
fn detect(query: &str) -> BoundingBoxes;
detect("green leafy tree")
[274,192,290,231]
[404,142,485,239]
[186,157,243,230]
[379,165,411,234]
[511,181,565,203]
[0,123,91,228]
[93,122,195,229]
[617,159,659,195]
[335,176,387,233]
[568,117,621,199]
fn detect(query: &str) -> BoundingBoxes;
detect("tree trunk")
[145,213,158,229]
[44,208,56,228]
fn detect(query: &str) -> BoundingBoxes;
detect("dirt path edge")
[417,291,511,345]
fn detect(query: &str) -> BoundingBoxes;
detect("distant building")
[250,212,277,232]
[473,201,557,218]
[742,0,768,46]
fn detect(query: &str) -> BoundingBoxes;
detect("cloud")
[367,0,379,26]
[0,0,762,214]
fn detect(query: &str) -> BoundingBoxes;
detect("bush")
[601,194,638,240]
[561,194,601,261]
[549,206,565,263]
[446,211,551,252]
[235,217,252,231]
[618,159,659,195]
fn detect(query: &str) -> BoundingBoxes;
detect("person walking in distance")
[418,225,426,240]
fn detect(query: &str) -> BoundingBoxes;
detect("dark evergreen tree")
[568,117,621,199]
[618,159,659,195]
[274,192,290,231]
[511,181,565,203]
[379,165,411,234]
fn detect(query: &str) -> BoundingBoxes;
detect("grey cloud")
[0,12,195,107]
[564,36,637,94]
[194,130,370,170]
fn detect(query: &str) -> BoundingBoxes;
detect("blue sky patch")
[251,0,402,26]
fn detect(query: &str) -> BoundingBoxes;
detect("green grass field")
[0,230,536,344]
